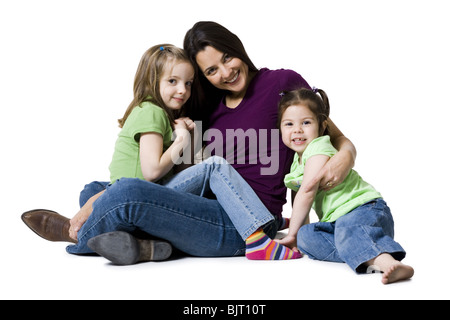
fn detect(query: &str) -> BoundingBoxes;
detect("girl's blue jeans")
[297,198,406,273]
[66,156,278,256]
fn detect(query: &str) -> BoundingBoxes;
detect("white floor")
[1,206,444,300]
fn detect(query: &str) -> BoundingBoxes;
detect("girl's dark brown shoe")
[21,209,76,243]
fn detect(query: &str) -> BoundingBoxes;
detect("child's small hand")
[275,234,300,252]
[173,119,191,145]
[177,117,196,131]
[69,207,91,240]
[174,118,189,130]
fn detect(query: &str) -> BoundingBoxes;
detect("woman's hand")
[303,149,353,192]
[303,117,356,193]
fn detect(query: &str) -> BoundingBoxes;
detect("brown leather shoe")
[21,209,77,243]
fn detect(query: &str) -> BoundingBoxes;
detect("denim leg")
[163,156,275,240]
[79,181,109,207]
[297,222,343,263]
[66,178,246,257]
[334,199,406,273]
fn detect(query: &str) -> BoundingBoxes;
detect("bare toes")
[382,264,414,284]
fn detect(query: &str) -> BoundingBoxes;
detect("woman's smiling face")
[196,46,250,98]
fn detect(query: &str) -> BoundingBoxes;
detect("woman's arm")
[277,154,330,250]
[303,118,356,192]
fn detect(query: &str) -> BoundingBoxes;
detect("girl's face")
[196,46,250,98]
[159,60,195,110]
[280,105,323,155]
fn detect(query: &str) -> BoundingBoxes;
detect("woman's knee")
[205,155,229,165]
[111,178,160,199]
[79,181,109,207]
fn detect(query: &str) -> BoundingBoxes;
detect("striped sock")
[245,229,302,260]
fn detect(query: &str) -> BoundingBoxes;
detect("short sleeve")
[124,102,172,143]
[302,136,336,166]
[284,136,336,192]
[284,152,303,191]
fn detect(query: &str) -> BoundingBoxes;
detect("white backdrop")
[1,0,449,300]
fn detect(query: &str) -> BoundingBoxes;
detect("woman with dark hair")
[183,21,356,219]
[21,22,356,264]
[183,21,259,126]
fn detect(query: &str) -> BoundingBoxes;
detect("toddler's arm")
[278,154,330,249]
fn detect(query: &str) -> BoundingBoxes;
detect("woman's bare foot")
[381,261,414,284]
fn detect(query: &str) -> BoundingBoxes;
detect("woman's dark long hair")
[183,21,258,128]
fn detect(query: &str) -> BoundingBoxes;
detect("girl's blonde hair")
[278,88,331,136]
[118,44,193,128]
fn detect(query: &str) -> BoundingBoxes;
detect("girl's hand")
[173,119,191,146]
[174,118,189,131]
[69,190,104,240]
[176,117,196,131]
[275,234,300,252]
[69,208,90,240]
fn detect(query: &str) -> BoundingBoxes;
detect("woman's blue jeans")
[67,156,277,256]
[297,198,406,273]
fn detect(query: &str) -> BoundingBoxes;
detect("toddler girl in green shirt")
[276,88,414,284]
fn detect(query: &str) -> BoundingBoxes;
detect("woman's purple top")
[206,68,311,217]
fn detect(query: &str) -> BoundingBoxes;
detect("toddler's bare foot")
[381,261,414,284]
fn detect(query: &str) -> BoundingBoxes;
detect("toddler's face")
[159,61,195,110]
[280,104,321,155]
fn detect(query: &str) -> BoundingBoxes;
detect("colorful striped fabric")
[245,229,302,260]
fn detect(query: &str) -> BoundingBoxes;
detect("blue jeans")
[67,156,278,256]
[297,199,406,273]
[163,156,275,239]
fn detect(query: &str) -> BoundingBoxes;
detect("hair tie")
[312,86,318,93]
[160,46,164,51]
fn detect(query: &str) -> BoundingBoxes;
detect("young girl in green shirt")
[66,44,197,242]
[277,88,414,284]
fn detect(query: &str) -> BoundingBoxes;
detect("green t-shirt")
[109,101,173,183]
[284,135,382,222]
